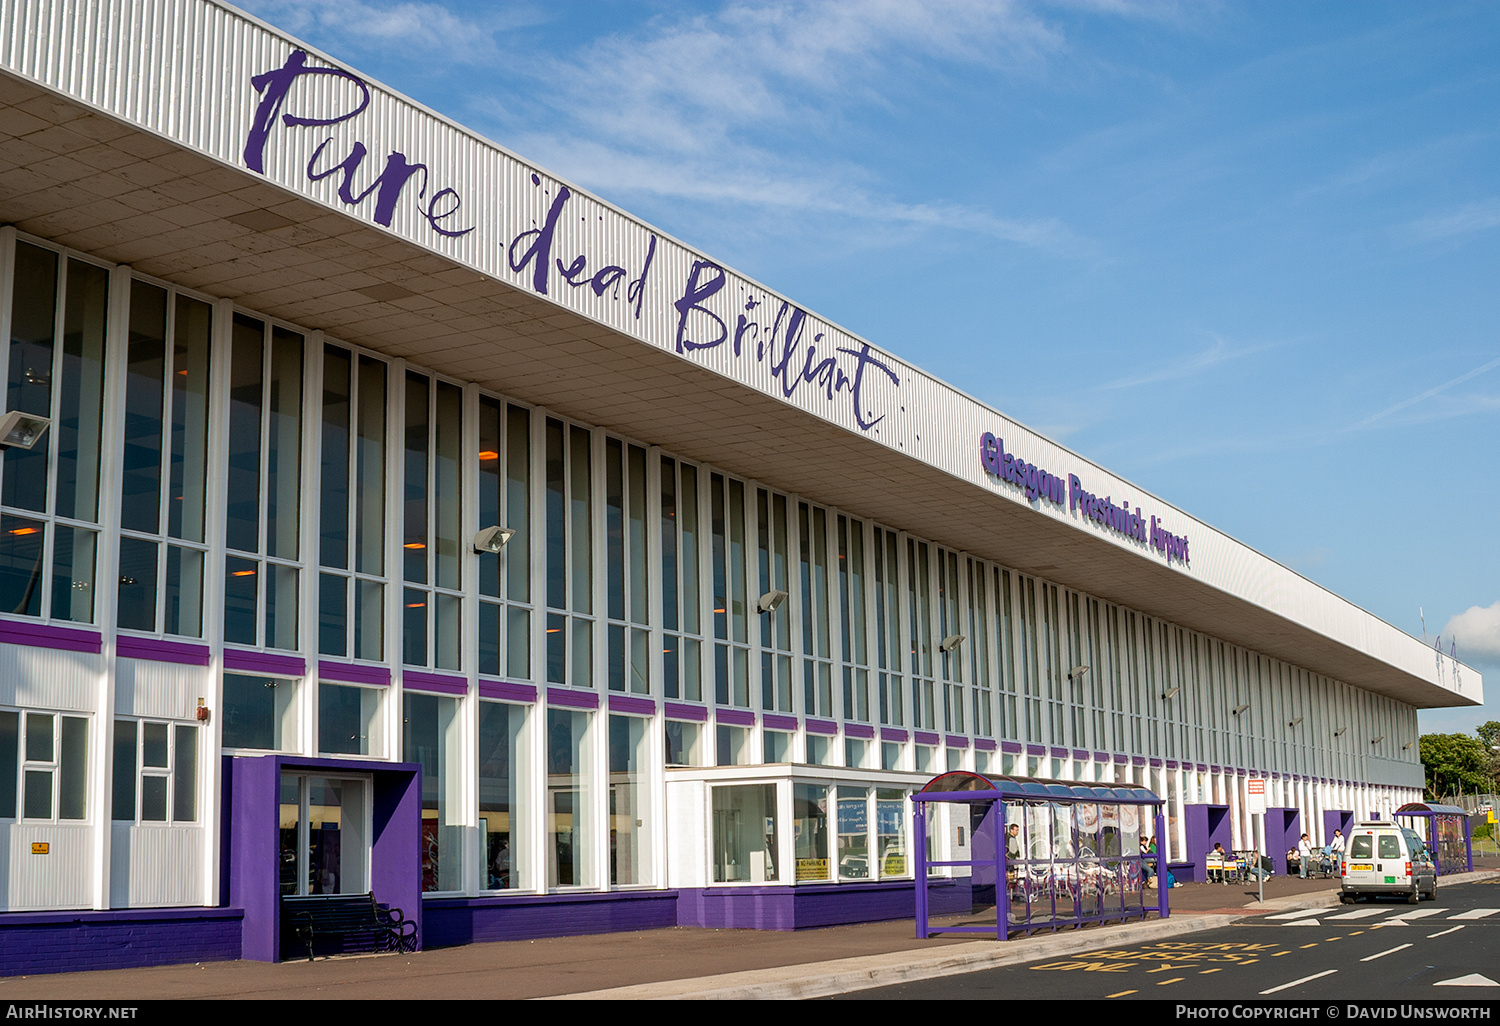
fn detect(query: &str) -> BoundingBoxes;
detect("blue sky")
[236,0,1500,734]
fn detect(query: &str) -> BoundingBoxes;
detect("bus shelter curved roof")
[1394,802,1472,817]
[912,770,1160,806]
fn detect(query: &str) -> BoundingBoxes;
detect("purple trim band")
[404,671,467,696]
[1072,749,1089,761]
[1132,756,1147,767]
[881,728,909,743]
[944,735,969,749]
[1236,767,1247,776]
[405,672,468,696]
[1114,753,1130,763]
[1000,741,1023,755]
[806,719,838,736]
[1164,760,1178,769]
[0,619,102,655]
[1208,765,1220,773]
[913,731,940,747]
[1197,763,1209,772]
[608,695,655,716]
[973,737,996,752]
[716,708,755,727]
[479,680,536,703]
[1150,758,1165,768]
[763,713,798,732]
[547,687,599,710]
[1049,747,1068,758]
[116,635,211,666]
[1026,744,1046,756]
[664,702,708,722]
[1094,751,1109,762]
[318,661,391,686]
[223,649,304,676]
[844,722,875,740]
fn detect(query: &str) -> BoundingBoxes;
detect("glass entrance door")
[279,773,371,895]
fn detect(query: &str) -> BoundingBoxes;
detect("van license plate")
[1349,864,1372,871]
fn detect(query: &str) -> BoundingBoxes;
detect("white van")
[1339,822,1437,904]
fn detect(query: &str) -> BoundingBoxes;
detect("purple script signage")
[977,433,1189,567]
[979,433,1065,505]
[240,50,904,437]
[244,50,472,238]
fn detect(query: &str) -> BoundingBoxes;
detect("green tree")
[1419,732,1490,800]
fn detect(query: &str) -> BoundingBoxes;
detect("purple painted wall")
[423,891,678,947]
[1183,804,1233,882]
[1265,807,1302,875]
[0,908,241,977]
[225,754,422,961]
[678,880,972,931]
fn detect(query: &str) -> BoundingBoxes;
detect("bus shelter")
[912,772,1167,940]
[1394,802,1474,876]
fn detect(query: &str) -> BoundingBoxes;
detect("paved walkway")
[4,859,1495,1000]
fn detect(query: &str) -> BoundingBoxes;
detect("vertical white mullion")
[386,358,406,756]
[696,462,713,711]
[201,297,232,905]
[460,382,481,895]
[154,286,173,632]
[860,519,878,736]
[90,260,132,910]
[300,332,323,758]
[588,426,608,890]
[526,404,545,892]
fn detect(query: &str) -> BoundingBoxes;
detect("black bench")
[281,893,417,962]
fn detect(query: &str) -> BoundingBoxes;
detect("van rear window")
[1378,834,1401,859]
[1350,836,1372,858]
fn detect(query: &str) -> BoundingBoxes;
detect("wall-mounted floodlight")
[0,410,50,450]
[940,634,967,653]
[1067,665,1091,680]
[1161,686,1181,700]
[1402,741,1414,751]
[756,589,788,614]
[1288,717,1303,728]
[1370,736,1385,745]
[1333,726,1347,737]
[473,526,515,554]
[1231,704,1249,716]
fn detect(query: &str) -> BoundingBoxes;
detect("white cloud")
[1094,334,1284,391]
[1354,354,1500,428]
[238,0,538,65]
[1408,198,1500,241]
[1442,600,1500,668]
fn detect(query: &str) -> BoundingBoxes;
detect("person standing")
[1297,832,1312,879]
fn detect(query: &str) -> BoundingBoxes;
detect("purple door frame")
[224,754,422,961]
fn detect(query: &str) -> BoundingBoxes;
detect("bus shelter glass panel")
[712,784,779,883]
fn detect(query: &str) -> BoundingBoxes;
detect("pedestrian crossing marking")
[1448,908,1500,920]
[1386,908,1444,920]
[1327,908,1385,920]
[1266,909,1322,920]
[1434,973,1498,988]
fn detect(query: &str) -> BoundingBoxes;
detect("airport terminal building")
[0,0,1482,971]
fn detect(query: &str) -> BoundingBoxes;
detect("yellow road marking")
[1158,978,1185,985]
[1350,930,1364,936]
[1300,943,1318,949]
[1106,990,1137,998]
[1273,951,1289,956]
[1200,968,1222,974]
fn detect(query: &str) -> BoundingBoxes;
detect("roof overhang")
[0,24,1480,713]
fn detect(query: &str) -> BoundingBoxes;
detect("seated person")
[1244,854,1272,881]
[1285,849,1301,876]
[1206,842,1229,883]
